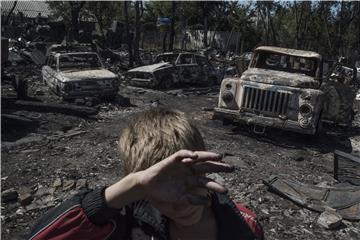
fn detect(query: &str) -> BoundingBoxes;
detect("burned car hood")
[128,62,172,73]
[241,68,320,89]
[60,69,116,82]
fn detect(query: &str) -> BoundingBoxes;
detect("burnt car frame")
[214,46,357,135]
[42,48,118,101]
[125,52,220,89]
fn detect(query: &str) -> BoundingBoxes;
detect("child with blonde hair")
[30,108,263,240]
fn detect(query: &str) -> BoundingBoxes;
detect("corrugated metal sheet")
[1,1,51,18]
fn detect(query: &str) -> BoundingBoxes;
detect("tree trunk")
[124,1,133,67]
[69,1,85,41]
[162,31,168,52]
[203,2,208,48]
[4,0,17,25]
[180,2,187,50]
[134,1,141,64]
[169,1,176,51]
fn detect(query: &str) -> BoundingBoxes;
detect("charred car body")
[42,45,118,100]
[214,46,357,135]
[125,52,219,89]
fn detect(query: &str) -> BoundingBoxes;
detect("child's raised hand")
[137,150,234,205]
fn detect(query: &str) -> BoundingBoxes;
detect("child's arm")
[29,150,233,239]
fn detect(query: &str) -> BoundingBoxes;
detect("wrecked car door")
[321,62,357,126]
[176,54,201,84]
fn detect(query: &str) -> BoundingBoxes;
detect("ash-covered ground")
[2,64,360,240]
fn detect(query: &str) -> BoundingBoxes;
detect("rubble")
[2,99,99,117]
[62,180,76,191]
[76,179,88,190]
[263,176,360,220]
[18,192,33,206]
[317,208,343,230]
[52,178,62,188]
[2,188,19,203]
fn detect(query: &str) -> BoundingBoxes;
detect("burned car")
[42,50,118,100]
[214,46,357,135]
[125,52,220,89]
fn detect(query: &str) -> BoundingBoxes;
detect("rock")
[26,203,39,211]
[201,107,214,111]
[317,209,343,229]
[2,188,18,203]
[150,101,159,107]
[75,98,86,105]
[35,187,50,197]
[48,187,56,195]
[53,178,62,188]
[63,180,76,191]
[76,179,88,190]
[293,150,307,161]
[316,181,330,188]
[223,156,248,169]
[16,208,25,215]
[167,89,183,95]
[35,90,44,96]
[207,173,225,186]
[18,192,33,206]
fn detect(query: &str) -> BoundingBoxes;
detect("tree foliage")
[47,1,360,60]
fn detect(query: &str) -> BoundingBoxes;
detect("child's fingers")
[191,161,234,174]
[186,176,228,194]
[181,151,221,164]
[172,149,198,162]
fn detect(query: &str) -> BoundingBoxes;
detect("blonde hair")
[119,108,205,174]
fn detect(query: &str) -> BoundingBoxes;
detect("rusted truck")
[214,46,357,134]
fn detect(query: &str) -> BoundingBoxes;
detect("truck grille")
[241,86,291,115]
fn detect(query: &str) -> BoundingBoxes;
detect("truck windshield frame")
[251,51,319,78]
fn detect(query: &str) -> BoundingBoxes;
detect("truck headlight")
[299,104,312,117]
